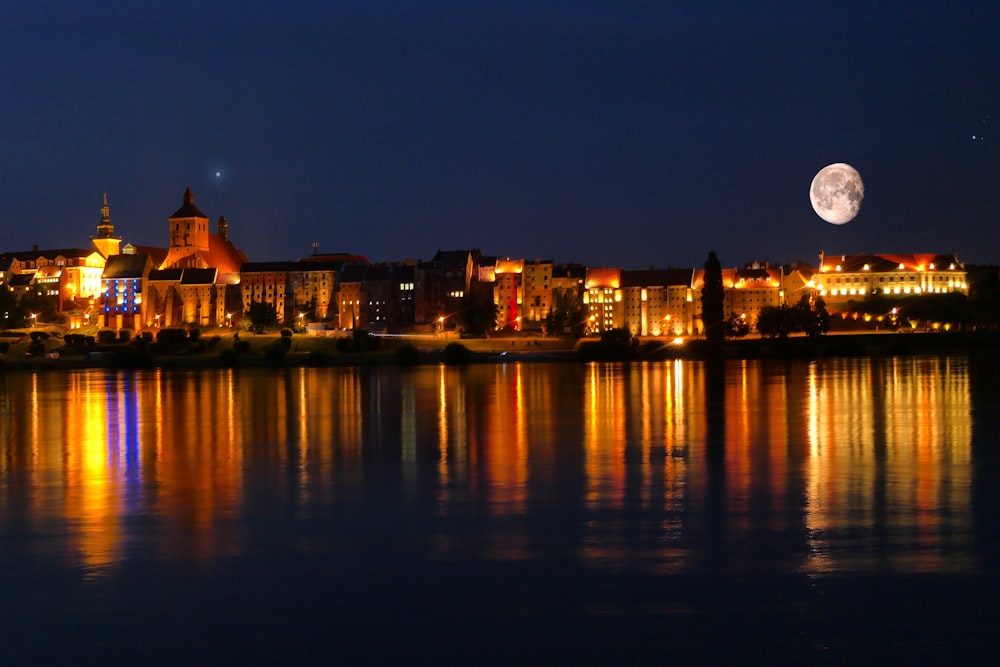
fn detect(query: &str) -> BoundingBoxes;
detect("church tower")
[92,193,121,258]
[168,186,210,253]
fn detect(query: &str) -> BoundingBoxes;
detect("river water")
[2,356,999,664]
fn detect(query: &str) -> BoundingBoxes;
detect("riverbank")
[2,329,999,372]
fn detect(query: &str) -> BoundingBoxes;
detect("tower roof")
[170,186,208,219]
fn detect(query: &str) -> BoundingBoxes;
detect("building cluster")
[0,189,971,337]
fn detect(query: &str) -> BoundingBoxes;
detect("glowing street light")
[226,312,233,328]
[30,313,37,328]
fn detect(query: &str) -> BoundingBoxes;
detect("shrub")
[280,328,293,338]
[155,328,189,354]
[118,330,131,343]
[97,329,118,344]
[188,329,201,342]
[233,340,250,354]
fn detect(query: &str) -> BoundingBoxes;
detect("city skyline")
[3,2,998,267]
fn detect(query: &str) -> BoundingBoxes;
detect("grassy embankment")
[2,326,999,372]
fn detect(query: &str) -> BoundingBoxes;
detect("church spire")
[97,193,114,239]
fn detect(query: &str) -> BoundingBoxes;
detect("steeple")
[217,215,229,241]
[92,193,122,259]
[97,193,114,239]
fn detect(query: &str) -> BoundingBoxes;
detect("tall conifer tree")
[702,251,725,346]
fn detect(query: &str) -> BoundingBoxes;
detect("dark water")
[2,357,1000,665]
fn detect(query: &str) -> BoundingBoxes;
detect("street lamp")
[226,312,233,328]
[30,313,37,328]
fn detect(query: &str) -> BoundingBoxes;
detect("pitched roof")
[125,244,169,267]
[621,268,694,288]
[148,269,183,282]
[103,253,150,279]
[241,260,302,273]
[339,264,368,283]
[170,186,209,219]
[0,248,96,261]
[181,268,218,285]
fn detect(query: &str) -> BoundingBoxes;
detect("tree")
[757,296,831,338]
[548,290,585,337]
[245,300,278,333]
[0,285,27,328]
[702,251,725,346]
[757,305,792,338]
[725,313,751,337]
[453,295,497,335]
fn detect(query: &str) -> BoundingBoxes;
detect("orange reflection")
[0,358,976,576]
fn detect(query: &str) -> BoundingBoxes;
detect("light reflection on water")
[0,357,983,578]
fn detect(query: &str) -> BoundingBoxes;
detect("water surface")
[2,357,998,664]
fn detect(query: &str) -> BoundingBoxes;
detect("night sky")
[3,1,998,269]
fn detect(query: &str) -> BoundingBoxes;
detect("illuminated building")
[143,188,247,328]
[240,260,341,326]
[100,253,152,330]
[91,193,121,259]
[417,249,484,326]
[336,264,368,329]
[812,252,968,302]
[0,246,107,320]
[493,258,524,330]
[584,267,623,332]
[522,259,553,324]
[619,269,696,336]
[239,261,294,324]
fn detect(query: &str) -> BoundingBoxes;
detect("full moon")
[809,163,864,224]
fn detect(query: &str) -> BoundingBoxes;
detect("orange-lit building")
[493,258,524,330]
[688,262,785,333]
[620,268,696,337]
[811,252,968,303]
[141,188,247,328]
[522,259,554,324]
[584,267,623,333]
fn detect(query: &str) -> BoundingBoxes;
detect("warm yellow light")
[672,337,684,346]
